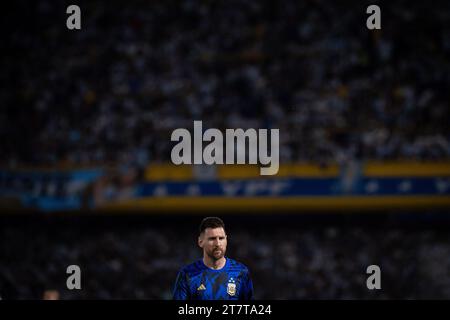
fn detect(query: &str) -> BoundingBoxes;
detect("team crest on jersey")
[227,278,236,296]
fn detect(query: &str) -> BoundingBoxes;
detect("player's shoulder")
[179,259,205,277]
[227,258,250,273]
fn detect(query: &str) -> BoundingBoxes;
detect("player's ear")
[198,235,203,248]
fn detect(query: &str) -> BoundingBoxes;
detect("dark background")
[1,0,450,299]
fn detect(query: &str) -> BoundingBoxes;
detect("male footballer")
[173,217,254,300]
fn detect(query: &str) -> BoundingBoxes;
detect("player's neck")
[203,256,226,270]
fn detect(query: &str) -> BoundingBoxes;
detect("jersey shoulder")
[179,259,205,277]
[227,258,250,273]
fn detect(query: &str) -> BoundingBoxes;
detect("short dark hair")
[199,217,225,234]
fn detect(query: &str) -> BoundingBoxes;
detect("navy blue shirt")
[173,258,254,300]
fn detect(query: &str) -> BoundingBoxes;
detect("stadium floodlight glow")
[171,121,279,175]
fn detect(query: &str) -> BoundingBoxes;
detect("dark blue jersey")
[173,258,254,300]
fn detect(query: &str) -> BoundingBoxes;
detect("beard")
[208,247,225,260]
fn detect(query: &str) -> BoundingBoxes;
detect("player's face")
[199,227,227,260]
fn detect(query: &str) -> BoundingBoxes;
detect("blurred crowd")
[2,1,449,300]
[1,219,450,299]
[2,0,449,169]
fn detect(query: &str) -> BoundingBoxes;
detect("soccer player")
[172,217,254,300]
